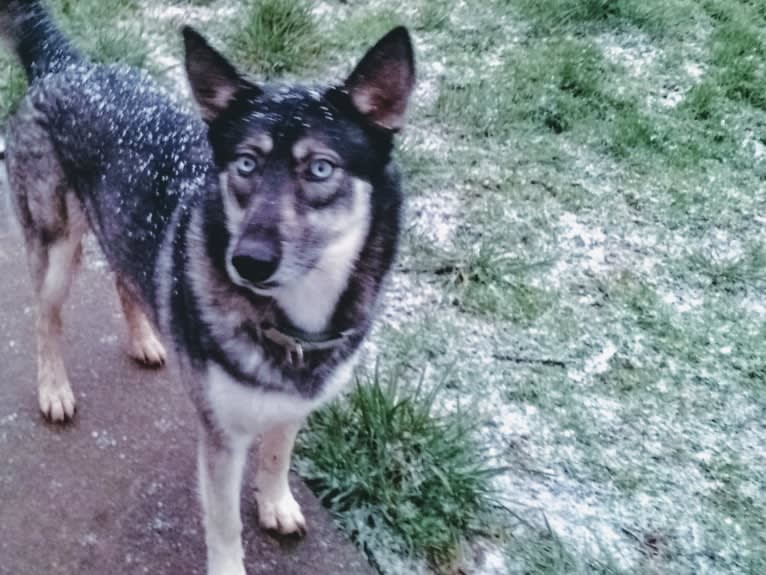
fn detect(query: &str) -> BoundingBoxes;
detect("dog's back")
[24,66,211,308]
[2,0,211,310]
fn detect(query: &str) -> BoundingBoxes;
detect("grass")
[434,37,615,139]
[295,364,498,572]
[506,525,626,574]
[225,0,321,77]
[51,0,151,69]
[0,60,26,120]
[444,239,551,325]
[0,0,153,123]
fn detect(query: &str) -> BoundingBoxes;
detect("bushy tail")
[0,0,82,82]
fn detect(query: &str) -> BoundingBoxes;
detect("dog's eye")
[306,158,335,181]
[235,154,258,176]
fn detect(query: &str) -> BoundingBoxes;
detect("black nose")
[231,239,280,285]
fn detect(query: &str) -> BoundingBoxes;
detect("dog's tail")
[0,0,83,83]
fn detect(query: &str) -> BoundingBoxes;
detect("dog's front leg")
[198,426,250,575]
[255,421,306,535]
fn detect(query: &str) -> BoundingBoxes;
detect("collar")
[261,323,356,366]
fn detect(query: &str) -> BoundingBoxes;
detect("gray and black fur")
[1,1,414,572]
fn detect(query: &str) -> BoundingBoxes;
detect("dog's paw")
[129,330,167,368]
[206,542,246,575]
[38,383,76,423]
[256,491,306,536]
[207,558,246,575]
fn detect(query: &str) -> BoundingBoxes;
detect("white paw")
[207,557,246,575]
[129,330,167,368]
[38,383,76,423]
[256,490,306,535]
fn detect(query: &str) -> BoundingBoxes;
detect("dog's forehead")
[248,85,335,124]
[240,86,374,158]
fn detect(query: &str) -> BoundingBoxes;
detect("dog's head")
[182,26,415,300]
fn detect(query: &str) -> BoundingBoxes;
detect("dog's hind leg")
[198,426,249,575]
[115,279,166,367]
[32,229,83,422]
[254,421,306,535]
[6,110,86,423]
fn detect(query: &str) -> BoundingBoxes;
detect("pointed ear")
[182,26,255,123]
[344,26,416,131]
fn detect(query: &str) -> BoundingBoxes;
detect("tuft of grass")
[295,363,498,571]
[445,239,551,325]
[687,245,766,291]
[226,0,320,77]
[51,0,151,70]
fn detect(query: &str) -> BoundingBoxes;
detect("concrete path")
[0,181,373,574]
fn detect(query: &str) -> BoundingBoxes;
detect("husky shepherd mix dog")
[0,0,414,572]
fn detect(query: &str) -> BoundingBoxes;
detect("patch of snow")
[584,341,617,375]
[685,62,705,80]
[379,272,443,330]
[658,288,705,313]
[742,131,766,160]
[407,191,461,248]
[660,89,685,108]
[741,295,766,315]
[568,341,617,382]
[552,212,609,278]
[140,1,238,25]
[596,32,659,78]
[498,471,642,571]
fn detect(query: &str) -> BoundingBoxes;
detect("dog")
[0,1,415,573]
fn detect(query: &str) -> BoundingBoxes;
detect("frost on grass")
[595,31,707,109]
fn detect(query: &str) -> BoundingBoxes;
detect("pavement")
[0,165,374,574]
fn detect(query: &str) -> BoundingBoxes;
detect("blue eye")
[307,158,334,181]
[235,155,258,176]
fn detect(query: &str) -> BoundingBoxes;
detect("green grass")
[506,525,627,574]
[295,363,498,572]
[225,0,321,77]
[0,59,26,121]
[445,240,551,324]
[435,37,615,138]
[51,0,151,69]
[687,245,766,291]
[708,14,766,110]
[515,0,701,37]
[1,0,154,123]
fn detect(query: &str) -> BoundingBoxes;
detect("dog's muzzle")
[231,237,280,285]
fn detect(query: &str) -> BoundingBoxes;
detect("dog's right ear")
[182,27,256,123]
[344,26,415,131]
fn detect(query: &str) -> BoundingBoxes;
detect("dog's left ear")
[344,26,415,131]
[182,26,257,123]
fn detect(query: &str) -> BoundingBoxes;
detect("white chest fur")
[205,351,359,438]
